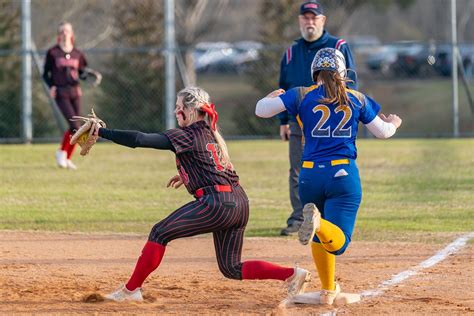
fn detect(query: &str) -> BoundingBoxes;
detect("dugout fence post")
[451,0,459,138]
[21,0,32,143]
[456,50,474,114]
[164,0,176,130]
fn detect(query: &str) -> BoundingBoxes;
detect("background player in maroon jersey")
[43,22,88,170]
[92,86,310,302]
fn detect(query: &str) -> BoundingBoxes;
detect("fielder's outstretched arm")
[98,128,175,151]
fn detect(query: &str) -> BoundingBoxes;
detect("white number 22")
[311,104,352,138]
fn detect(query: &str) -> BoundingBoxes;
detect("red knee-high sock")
[125,241,166,291]
[66,143,76,159]
[60,131,71,152]
[241,260,294,281]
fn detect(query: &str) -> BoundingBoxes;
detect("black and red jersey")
[99,121,240,196]
[163,121,239,195]
[43,45,87,88]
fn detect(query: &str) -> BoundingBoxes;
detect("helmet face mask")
[311,48,347,81]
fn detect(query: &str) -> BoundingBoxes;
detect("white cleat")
[66,159,77,170]
[320,282,341,305]
[105,285,143,302]
[286,267,311,297]
[55,150,67,168]
[289,283,360,306]
[298,203,321,245]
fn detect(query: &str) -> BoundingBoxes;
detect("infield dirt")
[1,231,472,315]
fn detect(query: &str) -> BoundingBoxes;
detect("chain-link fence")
[1,0,474,142]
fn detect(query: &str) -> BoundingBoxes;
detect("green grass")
[369,78,474,136]
[0,139,473,242]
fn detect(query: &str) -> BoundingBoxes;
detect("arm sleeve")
[98,128,175,151]
[278,54,290,125]
[78,52,88,78]
[340,44,357,90]
[43,50,53,87]
[255,97,286,118]
[365,116,397,139]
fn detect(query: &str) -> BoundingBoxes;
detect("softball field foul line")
[361,232,474,298]
[285,232,474,314]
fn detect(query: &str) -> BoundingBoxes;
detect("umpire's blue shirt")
[278,30,357,125]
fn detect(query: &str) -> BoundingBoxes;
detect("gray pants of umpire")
[286,121,304,227]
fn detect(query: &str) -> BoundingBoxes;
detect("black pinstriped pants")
[55,87,81,132]
[148,185,249,280]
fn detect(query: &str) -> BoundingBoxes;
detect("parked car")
[193,41,262,74]
[232,41,263,73]
[390,43,434,77]
[392,42,474,78]
[345,35,381,55]
[366,41,422,76]
[193,41,236,73]
[433,44,474,78]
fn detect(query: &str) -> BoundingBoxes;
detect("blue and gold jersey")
[279,85,380,162]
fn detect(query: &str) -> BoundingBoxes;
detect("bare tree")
[99,0,166,131]
[175,0,230,85]
[458,0,474,43]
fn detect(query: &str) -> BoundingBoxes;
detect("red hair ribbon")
[200,103,219,131]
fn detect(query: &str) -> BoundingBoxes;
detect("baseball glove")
[70,109,106,156]
[80,67,102,87]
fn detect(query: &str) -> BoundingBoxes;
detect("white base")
[289,291,361,305]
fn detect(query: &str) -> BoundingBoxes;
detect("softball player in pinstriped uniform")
[43,22,88,170]
[256,48,402,305]
[98,87,310,302]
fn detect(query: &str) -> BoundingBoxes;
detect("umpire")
[278,1,357,236]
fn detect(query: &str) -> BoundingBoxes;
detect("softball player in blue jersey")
[256,47,402,305]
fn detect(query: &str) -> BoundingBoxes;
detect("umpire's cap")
[311,48,347,80]
[300,1,323,16]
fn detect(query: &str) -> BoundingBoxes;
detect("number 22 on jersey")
[311,104,352,138]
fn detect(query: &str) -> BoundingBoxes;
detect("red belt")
[194,185,232,198]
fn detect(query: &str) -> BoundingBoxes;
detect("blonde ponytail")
[211,129,232,170]
[177,86,233,170]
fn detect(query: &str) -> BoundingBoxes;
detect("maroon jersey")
[43,45,87,88]
[163,121,240,195]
